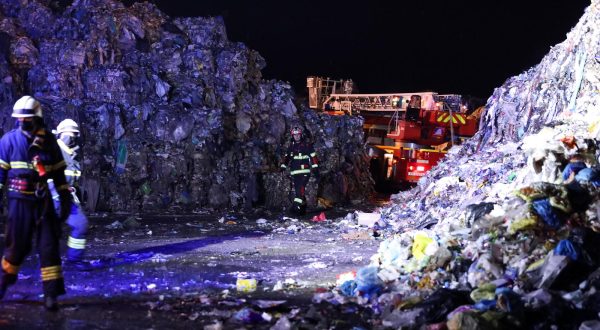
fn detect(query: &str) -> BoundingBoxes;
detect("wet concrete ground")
[0,207,382,329]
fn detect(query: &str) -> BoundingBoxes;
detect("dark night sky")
[149,1,590,99]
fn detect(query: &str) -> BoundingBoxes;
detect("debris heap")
[333,1,600,328]
[0,0,373,212]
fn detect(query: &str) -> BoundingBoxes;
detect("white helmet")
[56,118,80,135]
[12,95,42,118]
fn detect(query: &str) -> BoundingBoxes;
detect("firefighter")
[50,119,89,268]
[0,96,72,310]
[280,126,319,215]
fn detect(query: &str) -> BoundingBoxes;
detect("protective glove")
[69,187,81,205]
[58,192,72,222]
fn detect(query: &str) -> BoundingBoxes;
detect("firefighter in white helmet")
[0,96,72,310]
[49,118,89,269]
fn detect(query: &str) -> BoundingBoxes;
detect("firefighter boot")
[0,280,9,300]
[0,274,16,300]
[298,203,307,215]
[63,259,93,271]
[44,295,58,311]
[290,204,306,216]
[289,203,302,216]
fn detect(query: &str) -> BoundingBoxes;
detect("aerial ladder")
[307,76,481,185]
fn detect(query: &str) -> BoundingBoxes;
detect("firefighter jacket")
[57,139,81,188]
[280,141,319,176]
[0,128,69,200]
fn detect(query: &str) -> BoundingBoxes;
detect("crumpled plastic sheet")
[354,266,383,299]
[531,198,564,229]
[554,239,580,261]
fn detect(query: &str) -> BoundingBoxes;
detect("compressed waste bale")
[0,0,374,213]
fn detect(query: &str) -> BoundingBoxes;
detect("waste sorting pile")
[327,1,600,328]
[0,0,372,213]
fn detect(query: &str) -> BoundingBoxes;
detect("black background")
[148,0,589,99]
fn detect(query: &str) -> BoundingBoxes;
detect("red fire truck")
[307,76,481,188]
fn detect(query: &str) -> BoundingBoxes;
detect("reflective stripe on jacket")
[280,141,319,175]
[0,128,69,199]
[57,139,82,187]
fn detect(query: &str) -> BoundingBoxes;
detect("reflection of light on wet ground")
[0,213,380,328]
[90,231,266,269]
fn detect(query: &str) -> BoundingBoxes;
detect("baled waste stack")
[0,0,373,212]
[332,1,600,328]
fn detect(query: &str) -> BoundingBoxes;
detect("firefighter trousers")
[49,181,88,262]
[1,198,65,298]
[53,198,88,261]
[292,174,310,207]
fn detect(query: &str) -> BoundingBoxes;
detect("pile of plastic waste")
[329,1,600,328]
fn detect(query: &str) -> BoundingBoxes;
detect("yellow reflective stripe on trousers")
[311,164,318,168]
[290,169,310,175]
[293,155,310,160]
[10,161,32,169]
[0,159,10,170]
[1,257,19,275]
[294,198,303,203]
[65,170,82,177]
[7,189,35,195]
[67,237,86,250]
[41,265,63,281]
